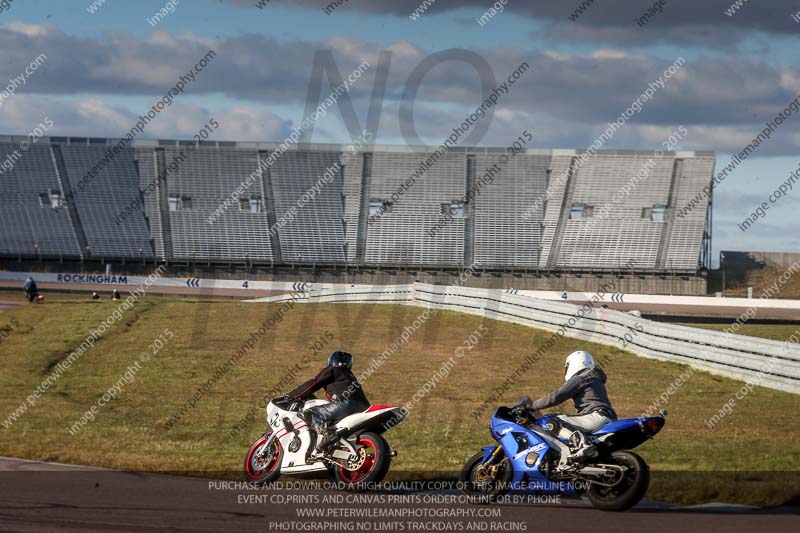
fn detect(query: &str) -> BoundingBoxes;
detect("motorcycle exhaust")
[389,449,398,458]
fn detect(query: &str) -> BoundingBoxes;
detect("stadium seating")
[553,152,674,270]
[0,140,82,258]
[268,150,346,263]
[472,151,548,268]
[365,150,466,266]
[665,156,716,270]
[151,143,273,261]
[0,135,715,273]
[58,143,154,258]
[133,145,166,259]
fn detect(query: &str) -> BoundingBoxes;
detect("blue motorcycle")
[460,396,666,511]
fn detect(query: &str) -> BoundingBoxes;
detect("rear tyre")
[244,434,282,485]
[460,450,513,504]
[333,432,390,492]
[586,450,649,511]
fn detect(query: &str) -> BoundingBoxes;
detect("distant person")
[23,277,38,303]
[111,289,121,300]
[91,292,100,300]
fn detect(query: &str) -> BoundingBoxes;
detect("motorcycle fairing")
[266,402,328,474]
[593,418,646,434]
[335,405,404,436]
[302,399,403,435]
[490,413,579,495]
[276,400,401,471]
[493,412,664,493]
[592,416,665,451]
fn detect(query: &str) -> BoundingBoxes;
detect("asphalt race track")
[0,458,797,533]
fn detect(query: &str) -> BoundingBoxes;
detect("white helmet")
[564,351,595,381]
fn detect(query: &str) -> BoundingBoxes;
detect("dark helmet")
[327,350,353,369]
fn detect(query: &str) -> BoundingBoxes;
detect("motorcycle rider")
[527,351,617,472]
[23,276,38,303]
[284,350,370,453]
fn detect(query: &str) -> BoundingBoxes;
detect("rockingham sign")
[57,274,129,284]
[0,271,330,292]
[0,271,134,286]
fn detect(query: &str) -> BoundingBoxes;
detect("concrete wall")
[0,258,708,295]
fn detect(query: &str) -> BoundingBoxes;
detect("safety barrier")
[4,270,799,312]
[253,282,800,394]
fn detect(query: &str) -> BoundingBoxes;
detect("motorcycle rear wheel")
[333,432,390,492]
[586,450,649,511]
[460,450,512,504]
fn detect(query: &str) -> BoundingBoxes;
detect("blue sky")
[1,0,799,265]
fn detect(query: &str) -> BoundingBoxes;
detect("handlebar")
[271,396,299,410]
[509,396,531,414]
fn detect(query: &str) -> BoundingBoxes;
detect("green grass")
[0,298,798,506]
[672,322,800,342]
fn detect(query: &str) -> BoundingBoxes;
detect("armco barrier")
[4,270,799,313]
[513,289,800,310]
[249,285,416,306]
[251,283,800,394]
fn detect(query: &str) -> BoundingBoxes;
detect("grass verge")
[0,298,798,505]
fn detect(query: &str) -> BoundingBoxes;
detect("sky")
[1,0,799,265]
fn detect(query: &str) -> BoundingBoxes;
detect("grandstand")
[366,149,467,266]
[0,134,715,284]
[0,142,82,258]
[58,143,153,258]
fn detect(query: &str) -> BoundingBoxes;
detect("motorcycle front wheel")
[460,450,512,504]
[244,433,282,485]
[585,450,650,511]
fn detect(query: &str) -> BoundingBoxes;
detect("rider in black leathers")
[285,351,369,452]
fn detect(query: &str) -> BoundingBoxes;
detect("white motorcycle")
[244,397,405,488]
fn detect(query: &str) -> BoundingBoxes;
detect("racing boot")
[555,432,598,473]
[315,425,336,453]
[560,431,598,469]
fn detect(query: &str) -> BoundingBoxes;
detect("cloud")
[1,18,800,154]
[226,0,800,49]
[0,22,371,104]
[539,23,752,51]
[0,94,290,141]
[3,21,52,37]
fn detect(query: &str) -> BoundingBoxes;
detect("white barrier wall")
[510,289,800,310]
[253,283,800,395]
[4,270,800,312]
[0,271,346,292]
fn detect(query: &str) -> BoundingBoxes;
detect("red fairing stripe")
[366,405,396,412]
[275,422,307,439]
